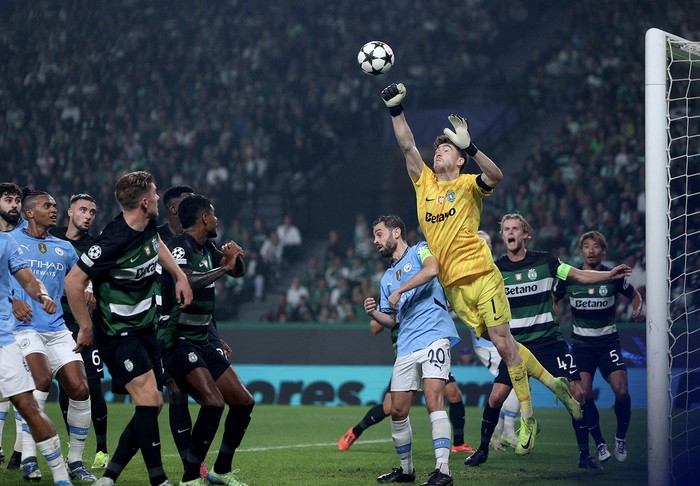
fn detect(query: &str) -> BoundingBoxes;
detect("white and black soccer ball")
[357,41,394,76]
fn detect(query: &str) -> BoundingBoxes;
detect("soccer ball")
[357,41,394,76]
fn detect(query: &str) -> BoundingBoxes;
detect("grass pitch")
[0,403,646,485]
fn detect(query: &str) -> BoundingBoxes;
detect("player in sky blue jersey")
[364,214,460,486]
[1,230,74,486]
[10,189,96,482]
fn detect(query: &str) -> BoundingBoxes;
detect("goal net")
[645,28,700,486]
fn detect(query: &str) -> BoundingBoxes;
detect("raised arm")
[443,115,503,188]
[381,83,423,181]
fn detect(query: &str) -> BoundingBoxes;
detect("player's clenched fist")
[381,83,406,116]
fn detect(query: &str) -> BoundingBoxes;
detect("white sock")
[429,410,451,475]
[391,417,413,473]
[14,408,23,452]
[0,400,9,444]
[36,435,69,481]
[67,398,91,464]
[503,390,520,437]
[22,389,48,459]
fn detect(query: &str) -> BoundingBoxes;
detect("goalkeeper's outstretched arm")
[381,83,423,182]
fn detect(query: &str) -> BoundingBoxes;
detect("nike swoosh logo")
[494,314,504,321]
[177,428,190,434]
[523,435,532,450]
[96,367,103,373]
[129,255,139,263]
[152,442,160,447]
[425,198,435,201]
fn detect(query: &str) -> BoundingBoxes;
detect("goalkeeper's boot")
[338,428,358,451]
[579,453,602,469]
[614,436,628,462]
[377,467,415,483]
[553,377,583,420]
[463,449,488,467]
[92,451,109,470]
[499,432,518,449]
[208,469,248,486]
[515,417,540,456]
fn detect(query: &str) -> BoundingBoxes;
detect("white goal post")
[645,27,700,486]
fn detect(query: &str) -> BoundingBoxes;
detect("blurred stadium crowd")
[1,0,697,323]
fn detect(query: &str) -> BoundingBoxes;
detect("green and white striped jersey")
[495,250,565,345]
[553,264,636,347]
[77,214,159,337]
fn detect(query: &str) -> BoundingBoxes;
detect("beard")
[378,240,396,258]
[0,209,20,226]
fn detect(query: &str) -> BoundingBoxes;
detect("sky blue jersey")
[1,233,29,344]
[379,241,461,356]
[11,229,78,332]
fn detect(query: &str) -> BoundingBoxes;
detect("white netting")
[666,36,700,484]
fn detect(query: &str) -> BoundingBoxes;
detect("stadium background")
[1,1,698,408]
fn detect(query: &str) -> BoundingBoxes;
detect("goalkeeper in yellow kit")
[380,82,582,460]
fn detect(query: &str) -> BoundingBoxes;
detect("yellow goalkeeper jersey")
[412,163,496,287]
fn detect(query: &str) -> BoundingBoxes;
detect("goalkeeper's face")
[433,142,465,174]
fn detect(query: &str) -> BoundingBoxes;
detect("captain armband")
[556,263,573,280]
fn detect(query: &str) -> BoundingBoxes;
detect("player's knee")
[33,375,53,392]
[169,387,188,405]
[488,390,507,408]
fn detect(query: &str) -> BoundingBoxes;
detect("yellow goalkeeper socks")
[506,362,533,417]
[518,343,555,388]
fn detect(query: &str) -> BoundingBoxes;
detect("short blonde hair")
[499,213,532,236]
[115,171,155,210]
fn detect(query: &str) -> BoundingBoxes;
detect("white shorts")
[14,329,82,377]
[0,341,35,401]
[474,345,502,377]
[391,338,451,392]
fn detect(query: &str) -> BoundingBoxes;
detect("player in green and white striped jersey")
[553,231,643,464]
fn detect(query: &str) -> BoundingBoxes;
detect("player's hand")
[221,339,233,358]
[13,298,33,322]
[175,279,194,308]
[381,83,406,107]
[388,290,401,310]
[36,294,56,314]
[364,297,377,315]
[381,83,406,116]
[443,114,473,150]
[609,264,632,280]
[85,291,96,315]
[221,241,244,271]
[73,325,93,353]
[631,306,644,321]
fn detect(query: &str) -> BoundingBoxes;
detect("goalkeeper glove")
[381,83,406,117]
[443,114,478,157]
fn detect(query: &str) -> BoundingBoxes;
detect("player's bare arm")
[14,267,56,315]
[64,265,96,352]
[631,289,644,321]
[567,263,632,284]
[364,296,395,329]
[388,255,440,310]
[157,234,193,307]
[381,83,423,181]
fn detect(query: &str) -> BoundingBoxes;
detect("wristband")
[466,143,478,157]
[388,104,404,117]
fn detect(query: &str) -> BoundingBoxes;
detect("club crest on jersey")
[54,247,64,256]
[515,273,522,281]
[38,243,47,254]
[599,285,608,296]
[395,269,402,281]
[124,359,134,372]
[87,245,102,260]
[528,268,537,280]
[188,352,197,363]
[403,262,412,273]
[438,195,445,204]
[446,191,456,203]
